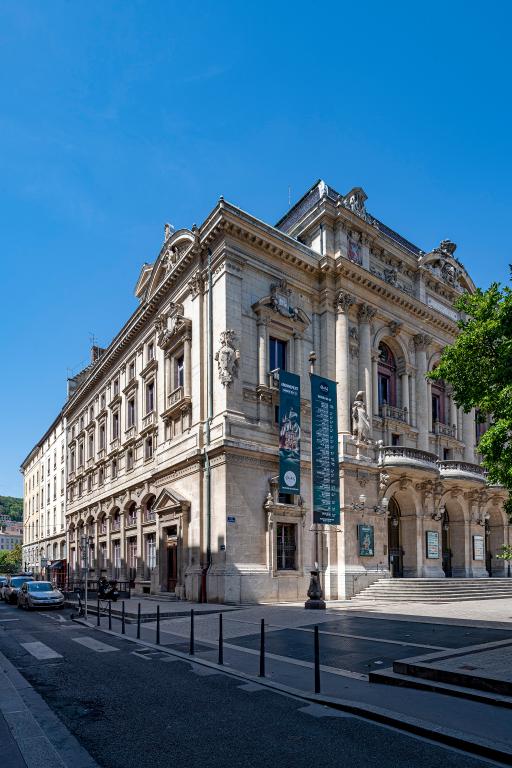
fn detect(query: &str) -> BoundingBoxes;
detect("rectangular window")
[113,541,121,570]
[175,355,184,389]
[112,459,118,479]
[391,433,401,446]
[127,398,135,427]
[269,337,287,372]
[88,432,94,458]
[147,342,155,362]
[99,542,107,569]
[378,374,390,406]
[146,534,156,569]
[146,381,155,413]
[145,436,153,460]
[99,424,105,450]
[276,523,297,570]
[87,474,92,492]
[128,361,135,380]
[128,537,137,569]
[432,394,441,425]
[98,467,104,485]
[100,393,106,410]
[112,412,119,439]
[113,379,120,396]
[78,442,84,466]
[126,449,134,471]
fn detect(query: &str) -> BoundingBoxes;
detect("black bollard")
[137,602,141,640]
[122,601,125,634]
[259,618,265,678]
[218,613,223,665]
[108,600,112,630]
[189,609,195,656]
[96,595,100,627]
[156,604,160,645]
[314,625,321,694]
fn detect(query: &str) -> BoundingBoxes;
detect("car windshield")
[28,582,54,592]
[11,577,33,588]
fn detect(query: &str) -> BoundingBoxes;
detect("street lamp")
[305,351,326,610]
[348,494,389,516]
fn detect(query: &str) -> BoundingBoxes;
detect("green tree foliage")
[428,276,512,514]
[0,496,23,522]
[0,543,22,574]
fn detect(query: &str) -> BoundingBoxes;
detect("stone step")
[369,667,512,709]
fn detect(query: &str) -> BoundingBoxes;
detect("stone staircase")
[351,577,512,604]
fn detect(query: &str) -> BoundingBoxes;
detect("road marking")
[21,641,63,660]
[132,651,152,660]
[294,627,447,651]
[0,618,20,622]
[72,636,120,653]
[40,613,67,623]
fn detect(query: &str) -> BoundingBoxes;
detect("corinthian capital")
[335,291,355,314]
[358,303,377,323]
[413,333,432,351]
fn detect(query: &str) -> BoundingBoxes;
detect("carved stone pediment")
[252,280,310,330]
[156,303,191,350]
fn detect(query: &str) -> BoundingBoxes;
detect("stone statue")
[352,390,371,444]
[215,330,240,386]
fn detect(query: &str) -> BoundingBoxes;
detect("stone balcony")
[379,446,439,472]
[379,404,408,423]
[437,460,487,483]
[141,412,157,433]
[433,420,457,438]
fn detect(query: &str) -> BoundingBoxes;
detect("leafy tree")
[0,544,22,574]
[428,276,512,515]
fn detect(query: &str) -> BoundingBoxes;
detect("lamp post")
[305,351,326,610]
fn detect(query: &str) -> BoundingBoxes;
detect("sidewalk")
[79,604,512,765]
[65,594,241,622]
[0,647,98,768]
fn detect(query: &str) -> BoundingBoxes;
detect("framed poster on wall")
[426,530,440,559]
[473,535,485,561]
[358,524,374,557]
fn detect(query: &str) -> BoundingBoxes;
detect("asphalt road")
[0,601,505,768]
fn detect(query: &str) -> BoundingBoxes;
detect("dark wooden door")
[167,542,177,592]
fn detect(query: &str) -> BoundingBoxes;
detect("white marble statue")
[352,390,371,444]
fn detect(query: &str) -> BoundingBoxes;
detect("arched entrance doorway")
[387,497,403,577]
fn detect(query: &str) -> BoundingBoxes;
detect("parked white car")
[17,581,64,610]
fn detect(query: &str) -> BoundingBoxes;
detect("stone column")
[335,292,354,433]
[410,372,417,428]
[427,381,433,433]
[463,408,476,462]
[106,517,112,579]
[293,332,303,379]
[257,318,268,387]
[120,509,127,580]
[413,334,431,452]
[401,368,410,422]
[449,392,458,439]
[358,304,376,433]
[372,352,379,417]
[184,333,192,399]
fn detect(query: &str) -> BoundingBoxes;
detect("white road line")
[40,613,67,623]
[294,628,447,651]
[0,618,20,622]
[131,651,152,660]
[72,636,120,653]
[21,641,63,660]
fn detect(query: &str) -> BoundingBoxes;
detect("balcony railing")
[142,412,156,431]
[437,460,487,481]
[379,445,439,469]
[433,421,456,437]
[379,404,408,422]
[168,386,184,407]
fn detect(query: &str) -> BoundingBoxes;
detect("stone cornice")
[336,259,458,336]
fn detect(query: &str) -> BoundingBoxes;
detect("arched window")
[127,502,137,526]
[144,495,156,522]
[377,343,397,408]
[112,509,121,531]
[431,369,446,427]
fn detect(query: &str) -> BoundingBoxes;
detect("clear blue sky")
[1,1,511,497]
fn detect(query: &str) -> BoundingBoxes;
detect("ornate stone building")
[21,412,67,579]
[60,180,509,602]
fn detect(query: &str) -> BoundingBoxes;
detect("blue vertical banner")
[278,370,301,495]
[311,374,340,525]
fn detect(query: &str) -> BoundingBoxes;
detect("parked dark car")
[17,581,64,610]
[0,575,8,598]
[2,575,34,604]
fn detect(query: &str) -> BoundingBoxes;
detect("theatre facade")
[61,180,510,602]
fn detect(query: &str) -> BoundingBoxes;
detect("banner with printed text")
[278,370,301,495]
[311,374,340,525]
